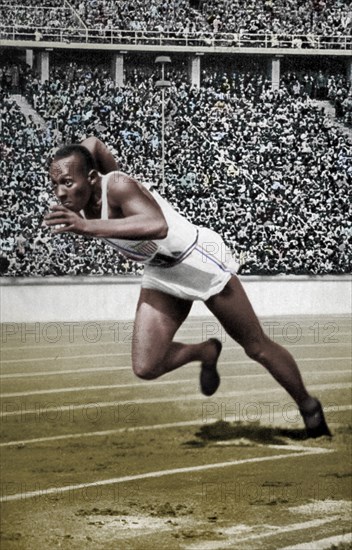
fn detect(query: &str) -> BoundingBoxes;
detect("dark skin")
[44,137,328,436]
[45,154,168,240]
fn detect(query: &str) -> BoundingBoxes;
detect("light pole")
[155,56,171,193]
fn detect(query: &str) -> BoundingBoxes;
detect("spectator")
[1,59,351,277]
[1,0,351,49]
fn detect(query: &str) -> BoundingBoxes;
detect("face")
[50,153,93,212]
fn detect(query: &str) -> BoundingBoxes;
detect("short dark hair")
[50,144,96,174]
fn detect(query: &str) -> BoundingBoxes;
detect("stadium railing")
[0,26,351,51]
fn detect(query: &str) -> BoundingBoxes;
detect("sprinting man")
[44,137,331,439]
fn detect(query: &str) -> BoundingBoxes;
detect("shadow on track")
[182,420,309,447]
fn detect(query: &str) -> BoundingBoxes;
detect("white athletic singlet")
[96,174,198,267]
[81,173,239,301]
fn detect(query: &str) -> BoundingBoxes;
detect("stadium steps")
[10,94,46,129]
[314,99,352,139]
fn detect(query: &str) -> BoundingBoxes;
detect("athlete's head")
[50,144,96,175]
[49,144,98,212]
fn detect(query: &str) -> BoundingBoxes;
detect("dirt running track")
[1,315,351,549]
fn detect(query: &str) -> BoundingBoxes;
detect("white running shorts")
[142,227,238,301]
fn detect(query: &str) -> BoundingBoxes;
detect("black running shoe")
[300,399,332,439]
[200,338,222,396]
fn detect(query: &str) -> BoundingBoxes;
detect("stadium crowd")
[0,0,80,40]
[1,0,351,48]
[0,90,141,277]
[1,58,351,277]
[72,0,352,36]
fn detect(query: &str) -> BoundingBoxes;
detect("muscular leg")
[132,288,221,389]
[206,276,331,436]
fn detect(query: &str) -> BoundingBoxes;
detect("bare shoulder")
[105,171,145,206]
[106,170,138,189]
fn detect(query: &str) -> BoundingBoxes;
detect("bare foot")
[200,338,222,396]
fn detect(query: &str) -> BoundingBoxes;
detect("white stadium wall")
[0,275,351,323]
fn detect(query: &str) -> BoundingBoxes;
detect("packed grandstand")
[0,1,351,277]
[1,0,351,49]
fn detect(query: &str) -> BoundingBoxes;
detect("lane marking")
[1,342,351,363]
[0,366,132,379]
[0,356,350,375]
[184,517,343,549]
[0,379,197,397]
[279,532,352,550]
[1,370,351,397]
[0,445,333,503]
[1,366,349,381]
[1,405,350,448]
[1,382,350,417]
[0,352,129,364]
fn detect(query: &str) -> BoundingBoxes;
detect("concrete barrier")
[1,275,351,323]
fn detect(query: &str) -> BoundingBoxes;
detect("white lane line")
[1,383,350,417]
[0,444,333,503]
[0,379,197,397]
[1,370,351,398]
[1,356,350,374]
[279,532,352,550]
[1,405,350,448]
[1,366,350,381]
[184,517,343,549]
[0,352,129,364]
[0,366,131,379]
[1,342,351,363]
[1,342,130,352]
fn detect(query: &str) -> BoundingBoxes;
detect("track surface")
[1,315,351,550]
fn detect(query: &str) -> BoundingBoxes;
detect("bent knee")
[244,338,269,363]
[132,361,158,380]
